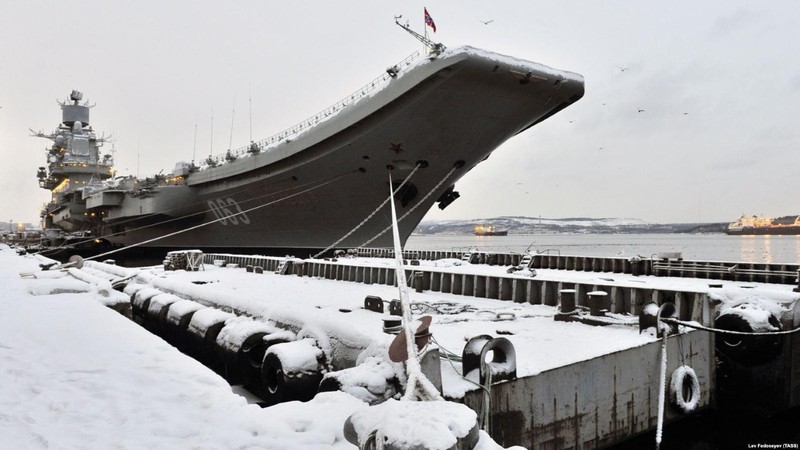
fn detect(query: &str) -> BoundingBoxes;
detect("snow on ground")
[125,258,662,383]
[85,254,800,398]
[3,244,796,448]
[0,245,516,449]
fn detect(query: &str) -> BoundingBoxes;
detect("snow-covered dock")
[3,244,799,449]
[0,245,506,450]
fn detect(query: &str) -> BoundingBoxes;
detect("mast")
[192,113,198,164]
[394,15,445,56]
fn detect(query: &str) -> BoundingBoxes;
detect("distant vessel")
[33,38,582,259]
[726,215,800,235]
[474,225,508,236]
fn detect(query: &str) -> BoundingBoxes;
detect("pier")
[355,247,800,285]
[6,245,800,448]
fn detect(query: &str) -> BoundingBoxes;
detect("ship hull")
[474,231,508,236]
[726,226,800,236]
[80,47,583,257]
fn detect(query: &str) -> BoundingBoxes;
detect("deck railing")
[203,51,421,167]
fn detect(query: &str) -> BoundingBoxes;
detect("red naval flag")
[424,7,437,33]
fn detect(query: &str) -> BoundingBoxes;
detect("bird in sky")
[617,67,629,72]
[637,108,645,113]
[480,19,494,25]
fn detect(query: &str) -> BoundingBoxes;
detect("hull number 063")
[207,198,250,226]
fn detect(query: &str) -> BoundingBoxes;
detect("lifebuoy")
[669,365,700,414]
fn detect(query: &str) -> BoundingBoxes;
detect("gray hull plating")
[92,48,584,253]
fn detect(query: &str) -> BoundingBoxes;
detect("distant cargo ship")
[726,215,800,235]
[474,225,508,236]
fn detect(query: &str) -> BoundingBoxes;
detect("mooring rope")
[37,171,351,257]
[311,163,422,259]
[430,335,494,431]
[83,171,353,262]
[358,165,458,248]
[655,334,667,450]
[481,368,494,432]
[662,317,800,336]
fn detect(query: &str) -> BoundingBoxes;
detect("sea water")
[406,233,800,264]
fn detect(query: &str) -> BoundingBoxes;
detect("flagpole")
[423,10,428,55]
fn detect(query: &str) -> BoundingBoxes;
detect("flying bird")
[637,108,645,113]
[618,67,629,72]
[480,19,494,25]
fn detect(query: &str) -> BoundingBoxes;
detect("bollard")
[414,272,424,293]
[795,270,800,292]
[630,257,642,276]
[559,289,576,313]
[587,291,608,316]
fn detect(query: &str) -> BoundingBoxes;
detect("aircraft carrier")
[34,37,583,260]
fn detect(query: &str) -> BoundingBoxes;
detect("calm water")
[406,233,800,265]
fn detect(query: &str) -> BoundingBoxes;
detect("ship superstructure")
[33,91,116,245]
[33,45,584,259]
[474,225,508,236]
[726,215,800,235]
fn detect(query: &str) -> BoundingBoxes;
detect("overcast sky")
[2,1,799,225]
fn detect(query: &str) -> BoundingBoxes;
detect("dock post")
[795,269,800,292]
[630,257,642,276]
[587,291,608,316]
[559,289,576,313]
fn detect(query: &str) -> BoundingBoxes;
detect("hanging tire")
[669,365,701,414]
[219,331,270,387]
[715,309,783,366]
[261,340,324,406]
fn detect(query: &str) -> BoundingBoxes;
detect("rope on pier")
[431,335,495,432]
[410,301,477,315]
[663,318,800,336]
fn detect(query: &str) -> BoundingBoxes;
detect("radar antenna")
[394,15,445,56]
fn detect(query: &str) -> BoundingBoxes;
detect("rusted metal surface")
[461,331,715,449]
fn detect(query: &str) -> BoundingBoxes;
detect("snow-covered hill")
[417,216,726,235]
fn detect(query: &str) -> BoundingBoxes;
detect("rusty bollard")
[414,272,424,293]
[559,289,576,313]
[587,291,608,317]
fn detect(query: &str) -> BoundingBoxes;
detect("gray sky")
[2,1,799,225]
